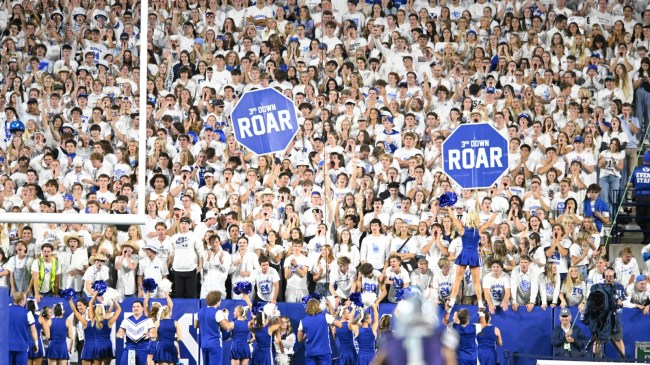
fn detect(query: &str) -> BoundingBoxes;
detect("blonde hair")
[563,266,585,296]
[465,211,480,229]
[305,298,321,316]
[95,305,106,329]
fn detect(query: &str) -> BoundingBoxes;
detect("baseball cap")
[486,87,496,94]
[398,82,408,88]
[195,38,205,45]
[587,64,598,72]
[560,308,571,317]
[64,194,74,201]
[181,165,192,172]
[636,274,647,283]
[120,32,129,40]
[173,202,183,210]
[574,135,584,143]
[590,52,601,58]
[73,156,84,167]
[27,98,38,104]
[204,211,216,220]
[180,216,192,224]
[345,99,355,105]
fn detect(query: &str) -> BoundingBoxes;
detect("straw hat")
[121,241,140,254]
[64,233,84,247]
[89,253,108,265]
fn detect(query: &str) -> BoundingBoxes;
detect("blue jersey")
[631,165,650,195]
[8,305,32,352]
[198,306,222,348]
[301,312,333,357]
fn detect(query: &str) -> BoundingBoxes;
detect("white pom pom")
[103,288,124,307]
[491,196,509,213]
[361,292,377,308]
[263,303,280,320]
[158,278,173,294]
[319,297,327,312]
[276,353,290,365]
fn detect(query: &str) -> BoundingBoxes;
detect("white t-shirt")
[360,234,389,270]
[482,273,511,306]
[284,254,310,290]
[254,268,280,302]
[31,259,62,293]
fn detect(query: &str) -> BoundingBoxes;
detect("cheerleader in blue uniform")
[335,307,357,365]
[69,298,95,365]
[348,304,378,365]
[118,301,155,365]
[231,294,254,365]
[446,308,487,365]
[153,305,183,365]
[27,300,45,365]
[447,205,496,311]
[298,298,343,365]
[89,293,121,364]
[477,312,502,365]
[248,294,282,365]
[44,303,71,364]
[145,291,173,365]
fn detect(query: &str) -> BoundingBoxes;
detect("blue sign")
[230,87,299,155]
[442,123,509,189]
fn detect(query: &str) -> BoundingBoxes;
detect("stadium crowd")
[2,0,650,362]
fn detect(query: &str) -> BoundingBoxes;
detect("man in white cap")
[82,253,110,297]
[138,244,169,298]
[194,211,218,239]
[63,156,92,191]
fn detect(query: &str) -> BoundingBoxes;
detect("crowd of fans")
[1,0,650,334]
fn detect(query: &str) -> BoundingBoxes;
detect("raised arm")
[447,206,465,234]
[68,298,88,328]
[371,303,379,334]
[108,300,121,327]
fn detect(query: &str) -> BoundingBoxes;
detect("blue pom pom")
[60,288,77,301]
[92,280,108,296]
[643,252,650,262]
[301,293,322,307]
[234,281,253,295]
[251,301,265,316]
[439,192,458,208]
[349,292,363,308]
[142,278,158,293]
[395,288,405,301]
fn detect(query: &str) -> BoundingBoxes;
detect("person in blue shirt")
[194,291,231,365]
[68,298,95,365]
[446,308,487,365]
[298,298,343,365]
[230,293,254,365]
[629,151,650,244]
[248,293,282,365]
[582,184,610,234]
[88,293,121,363]
[551,308,586,358]
[335,306,358,365]
[8,293,39,365]
[153,305,183,365]
[26,299,45,365]
[477,312,503,365]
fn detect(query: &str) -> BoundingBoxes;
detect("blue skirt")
[148,340,159,355]
[28,338,44,359]
[478,349,497,365]
[80,339,96,360]
[153,342,178,363]
[231,339,252,360]
[339,343,358,365]
[251,347,274,365]
[455,249,481,267]
[356,350,375,365]
[94,339,114,359]
[46,339,70,360]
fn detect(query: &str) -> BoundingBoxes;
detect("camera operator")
[603,267,627,357]
[552,308,587,358]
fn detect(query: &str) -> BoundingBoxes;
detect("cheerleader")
[89,293,121,364]
[43,303,71,364]
[335,307,357,365]
[145,291,173,365]
[248,293,283,365]
[347,304,379,365]
[446,205,497,311]
[298,298,343,365]
[117,301,155,365]
[153,305,183,365]
[446,308,487,365]
[230,294,253,365]
[68,298,95,365]
[66,298,89,362]
[477,312,502,365]
[27,300,45,365]
[195,291,232,365]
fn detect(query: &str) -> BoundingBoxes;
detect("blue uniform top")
[477,325,497,351]
[157,319,176,344]
[461,228,480,251]
[232,319,250,344]
[50,318,68,342]
[255,324,273,351]
[198,306,222,348]
[630,165,650,195]
[356,326,376,353]
[8,305,33,352]
[95,319,112,341]
[301,312,333,357]
[454,323,480,361]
